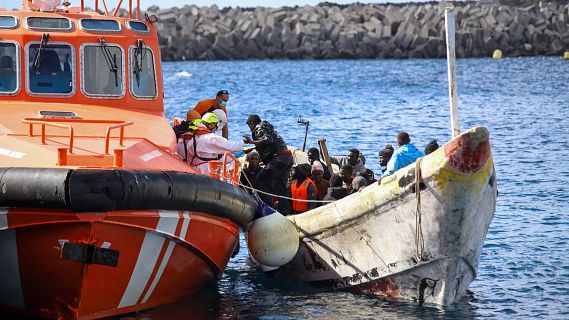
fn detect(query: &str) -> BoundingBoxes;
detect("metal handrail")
[23,120,75,153]
[221,152,239,186]
[104,121,134,154]
[22,118,134,155]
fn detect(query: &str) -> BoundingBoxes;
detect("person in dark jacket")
[323,174,349,201]
[243,114,292,214]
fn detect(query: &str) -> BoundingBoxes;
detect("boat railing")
[23,0,144,20]
[208,152,239,186]
[23,117,134,155]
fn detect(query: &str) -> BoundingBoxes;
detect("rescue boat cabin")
[0,1,177,163]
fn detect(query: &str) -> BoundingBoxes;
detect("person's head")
[215,90,229,108]
[397,132,411,146]
[186,109,201,122]
[424,139,440,155]
[329,174,343,188]
[352,176,368,192]
[246,151,261,170]
[293,163,311,181]
[378,144,394,167]
[307,147,320,164]
[212,109,227,130]
[246,114,261,132]
[201,112,219,132]
[339,164,353,183]
[347,148,360,166]
[311,160,324,182]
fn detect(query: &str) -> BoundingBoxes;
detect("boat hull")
[0,209,239,319]
[278,127,496,305]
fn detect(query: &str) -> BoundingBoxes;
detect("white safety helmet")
[212,109,227,130]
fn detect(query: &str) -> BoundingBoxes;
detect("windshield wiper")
[98,37,118,87]
[133,39,145,87]
[33,33,50,74]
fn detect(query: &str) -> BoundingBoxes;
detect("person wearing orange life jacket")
[177,112,243,175]
[193,90,229,139]
[290,163,317,214]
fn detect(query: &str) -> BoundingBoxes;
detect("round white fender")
[247,212,299,267]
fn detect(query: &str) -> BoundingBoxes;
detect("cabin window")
[0,42,19,94]
[129,45,157,99]
[81,43,124,97]
[126,21,149,33]
[80,19,121,32]
[27,17,72,30]
[27,43,74,95]
[0,16,18,28]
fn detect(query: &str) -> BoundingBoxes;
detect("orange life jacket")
[180,126,215,163]
[291,177,316,213]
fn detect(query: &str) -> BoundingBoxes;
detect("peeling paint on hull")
[277,127,496,306]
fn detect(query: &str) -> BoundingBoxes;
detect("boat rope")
[238,183,333,203]
[415,157,426,261]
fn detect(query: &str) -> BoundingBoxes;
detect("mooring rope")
[415,157,426,261]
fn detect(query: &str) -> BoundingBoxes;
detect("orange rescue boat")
[0,1,258,319]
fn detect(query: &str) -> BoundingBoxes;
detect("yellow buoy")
[564,51,569,60]
[492,49,503,60]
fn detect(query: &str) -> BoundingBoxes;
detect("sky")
[1,0,425,11]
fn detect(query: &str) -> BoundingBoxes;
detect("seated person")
[381,131,424,178]
[307,147,331,180]
[290,163,317,214]
[378,144,395,174]
[424,139,440,155]
[240,151,262,195]
[323,174,349,201]
[339,164,354,192]
[330,148,366,177]
[310,160,330,205]
[351,176,368,193]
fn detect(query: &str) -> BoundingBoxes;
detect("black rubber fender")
[0,168,257,226]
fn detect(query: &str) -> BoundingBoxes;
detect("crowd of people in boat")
[173,89,441,216]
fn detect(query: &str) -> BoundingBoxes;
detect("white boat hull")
[275,127,496,305]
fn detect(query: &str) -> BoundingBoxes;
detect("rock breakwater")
[148,0,569,60]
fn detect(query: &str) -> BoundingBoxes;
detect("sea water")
[46,57,557,319]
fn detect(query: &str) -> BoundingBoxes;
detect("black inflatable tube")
[0,168,258,226]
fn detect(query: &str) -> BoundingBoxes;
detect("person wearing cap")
[180,112,243,174]
[243,114,292,214]
[307,147,331,180]
[310,160,330,205]
[172,110,202,140]
[193,90,230,139]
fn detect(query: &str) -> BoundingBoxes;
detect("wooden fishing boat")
[0,1,258,319]
[268,126,497,305]
[246,8,496,306]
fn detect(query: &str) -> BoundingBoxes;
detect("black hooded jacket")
[253,120,288,163]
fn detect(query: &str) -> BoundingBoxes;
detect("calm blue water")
[133,57,569,319]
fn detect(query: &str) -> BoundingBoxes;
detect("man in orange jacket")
[290,164,317,215]
[193,90,229,138]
